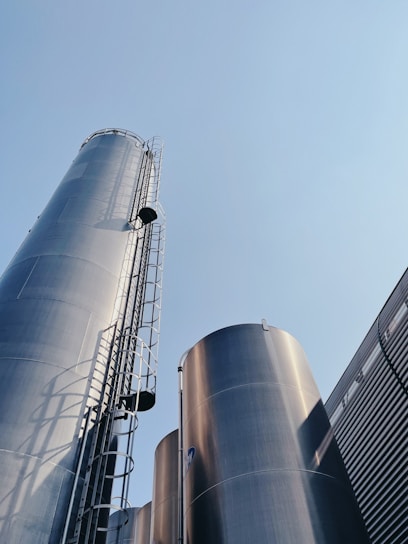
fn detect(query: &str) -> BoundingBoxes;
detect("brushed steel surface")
[0,132,146,542]
[107,503,151,544]
[182,323,370,543]
[151,429,178,544]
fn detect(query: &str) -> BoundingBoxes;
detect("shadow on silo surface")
[297,399,370,542]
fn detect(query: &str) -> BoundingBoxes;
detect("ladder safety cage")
[129,137,163,228]
[63,134,165,544]
[64,322,128,544]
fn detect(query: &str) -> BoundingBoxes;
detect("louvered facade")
[325,268,408,544]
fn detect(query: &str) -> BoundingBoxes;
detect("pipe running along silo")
[181,323,370,543]
[0,129,165,543]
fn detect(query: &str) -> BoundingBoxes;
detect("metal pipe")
[177,350,189,544]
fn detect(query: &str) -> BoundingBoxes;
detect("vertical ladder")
[62,137,165,544]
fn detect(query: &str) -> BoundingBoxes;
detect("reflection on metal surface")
[182,323,370,543]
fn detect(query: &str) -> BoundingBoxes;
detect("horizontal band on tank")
[0,447,76,473]
[0,354,95,371]
[81,128,145,149]
[0,254,122,311]
[187,467,345,507]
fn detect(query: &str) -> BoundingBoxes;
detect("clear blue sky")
[1,1,408,508]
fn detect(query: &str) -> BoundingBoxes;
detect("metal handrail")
[80,128,145,149]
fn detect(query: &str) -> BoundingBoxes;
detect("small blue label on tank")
[186,447,195,471]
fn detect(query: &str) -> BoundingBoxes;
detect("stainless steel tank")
[182,323,370,543]
[107,503,151,544]
[0,130,158,542]
[150,430,178,544]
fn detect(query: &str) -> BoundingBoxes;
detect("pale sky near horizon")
[1,1,408,508]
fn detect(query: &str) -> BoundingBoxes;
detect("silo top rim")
[80,128,146,149]
[155,429,178,452]
[204,321,279,336]
[187,322,289,352]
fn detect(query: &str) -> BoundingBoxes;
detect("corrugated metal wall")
[326,268,408,543]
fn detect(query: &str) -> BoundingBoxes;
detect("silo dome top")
[80,128,145,149]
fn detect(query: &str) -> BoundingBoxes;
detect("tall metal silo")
[107,503,151,544]
[150,429,179,544]
[181,322,370,543]
[0,129,165,543]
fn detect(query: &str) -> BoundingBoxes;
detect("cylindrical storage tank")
[107,503,151,544]
[0,130,152,542]
[182,323,370,543]
[150,430,178,544]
